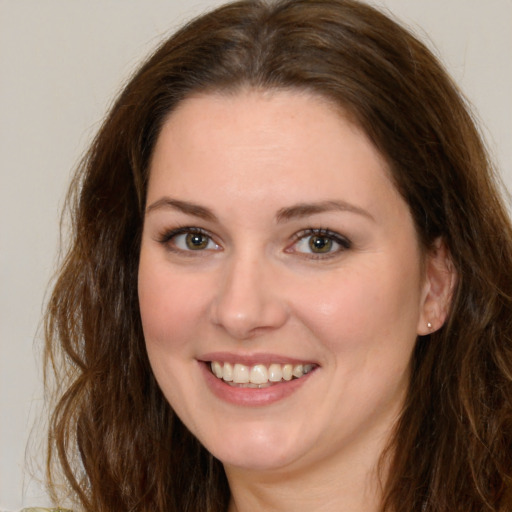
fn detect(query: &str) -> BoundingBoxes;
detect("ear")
[417,238,457,335]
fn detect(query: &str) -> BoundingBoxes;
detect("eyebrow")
[276,200,375,223]
[145,197,374,223]
[145,197,218,222]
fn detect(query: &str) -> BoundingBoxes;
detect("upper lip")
[198,352,318,366]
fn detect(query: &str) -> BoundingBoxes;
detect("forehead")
[145,89,413,233]
[150,89,390,188]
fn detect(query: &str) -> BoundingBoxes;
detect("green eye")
[161,228,220,252]
[292,229,351,257]
[309,236,333,253]
[185,232,209,250]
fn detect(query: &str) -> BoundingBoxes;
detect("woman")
[44,0,512,511]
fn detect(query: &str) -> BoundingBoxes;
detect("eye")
[158,227,221,253]
[290,229,351,257]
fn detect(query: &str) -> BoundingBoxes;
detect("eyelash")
[157,226,352,258]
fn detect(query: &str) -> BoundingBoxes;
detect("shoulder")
[18,508,73,512]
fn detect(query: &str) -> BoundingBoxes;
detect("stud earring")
[427,321,432,330]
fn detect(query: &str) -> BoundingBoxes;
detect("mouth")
[209,361,317,389]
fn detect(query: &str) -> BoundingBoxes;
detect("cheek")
[138,256,209,353]
[137,255,210,417]
[290,261,422,355]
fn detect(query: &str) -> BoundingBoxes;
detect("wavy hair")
[45,0,512,510]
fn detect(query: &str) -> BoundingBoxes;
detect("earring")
[427,321,432,330]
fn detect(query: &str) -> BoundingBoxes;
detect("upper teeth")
[210,361,314,385]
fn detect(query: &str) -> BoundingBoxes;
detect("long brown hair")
[45,1,512,510]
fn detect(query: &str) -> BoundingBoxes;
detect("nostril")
[210,300,288,340]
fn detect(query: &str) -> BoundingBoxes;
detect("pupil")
[310,236,332,253]
[186,233,208,250]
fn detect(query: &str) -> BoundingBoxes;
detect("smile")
[210,361,316,388]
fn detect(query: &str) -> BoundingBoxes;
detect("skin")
[138,89,453,511]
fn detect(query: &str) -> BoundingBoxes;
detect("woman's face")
[138,90,433,475]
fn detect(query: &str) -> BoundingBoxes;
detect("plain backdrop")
[1,0,511,509]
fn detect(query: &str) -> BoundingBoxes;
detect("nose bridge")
[210,247,288,339]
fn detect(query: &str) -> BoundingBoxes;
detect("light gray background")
[1,0,511,508]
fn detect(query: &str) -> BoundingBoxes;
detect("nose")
[209,251,289,340]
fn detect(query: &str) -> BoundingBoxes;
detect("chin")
[201,422,310,472]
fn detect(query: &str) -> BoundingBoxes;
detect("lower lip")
[199,362,315,406]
